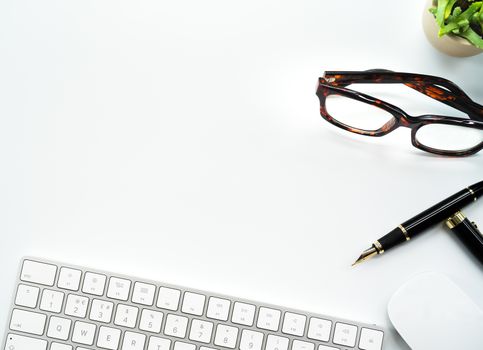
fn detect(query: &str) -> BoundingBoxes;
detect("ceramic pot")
[422,0,482,57]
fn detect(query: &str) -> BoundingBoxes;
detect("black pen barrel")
[375,181,482,254]
[402,181,482,237]
[401,188,475,236]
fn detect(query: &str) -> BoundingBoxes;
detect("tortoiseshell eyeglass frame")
[316,69,483,156]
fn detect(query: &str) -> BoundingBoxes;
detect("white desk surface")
[0,1,482,349]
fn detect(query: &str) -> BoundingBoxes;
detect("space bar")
[4,333,47,350]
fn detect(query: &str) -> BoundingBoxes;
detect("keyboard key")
[182,292,206,316]
[292,340,314,350]
[207,297,230,321]
[282,312,306,336]
[333,322,357,347]
[10,309,46,335]
[97,326,121,350]
[359,328,384,350]
[89,299,114,323]
[157,287,181,310]
[72,321,96,345]
[65,294,89,318]
[139,309,164,333]
[257,307,281,331]
[214,324,239,349]
[15,284,40,308]
[82,272,107,296]
[189,319,214,343]
[40,289,65,313]
[114,304,139,328]
[51,342,73,350]
[5,333,47,350]
[232,302,256,326]
[132,282,156,305]
[148,336,171,350]
[107,277,131,301]
[239,329,264,350]
[21,260,57,286]
[47,316,72,340]
[122,331,146,350]
[164,314,189,338]
[174,341,196,350]
[58,267,82,291]
[318,346,339,350]
[307,318,332,342]
[265,335,289,350]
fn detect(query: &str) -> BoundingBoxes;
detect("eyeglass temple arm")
[405,82,483,122]
[361,69,471,100]
[323,69,483,121]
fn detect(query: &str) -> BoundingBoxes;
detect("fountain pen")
[353,180,483,266]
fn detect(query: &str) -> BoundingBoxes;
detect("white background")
[1,1,482,349]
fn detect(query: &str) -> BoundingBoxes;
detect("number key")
[114,304,139,328]
[39,289,64,313]
[265,335,289,350]
[239,329,263,350]
[189,319,214,344]
[139,309,164,333]
[214,324,238,349]
[164,314,188,338]
[65,294,89,318]
[89,299,114,323]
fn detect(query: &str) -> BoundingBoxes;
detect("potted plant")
[423,0,483,57]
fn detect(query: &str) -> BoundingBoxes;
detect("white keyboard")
[3,258,384,350]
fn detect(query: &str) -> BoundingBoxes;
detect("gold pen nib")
[352,246,378,266]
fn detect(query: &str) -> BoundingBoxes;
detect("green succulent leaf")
[479,4,483,32]
[460,27,483,48]
[435,0,450,25]
[445,0,458,18]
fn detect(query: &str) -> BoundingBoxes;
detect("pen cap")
[446,211,483,265]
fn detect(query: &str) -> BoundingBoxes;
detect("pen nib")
[352,246,378,266]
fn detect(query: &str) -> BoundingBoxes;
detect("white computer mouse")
[387,272,483,350]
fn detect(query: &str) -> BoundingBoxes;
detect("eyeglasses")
[316,69,483,156]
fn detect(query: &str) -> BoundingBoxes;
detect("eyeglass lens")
[415,124,483,153]
[325,95,395,131]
